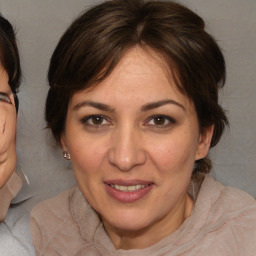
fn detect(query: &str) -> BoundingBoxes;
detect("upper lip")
[104,179,154,186]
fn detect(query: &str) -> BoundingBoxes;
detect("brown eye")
[81,115,110,127]
[153,116,166,125]
[146,115,176,128]
[91,116,104,125]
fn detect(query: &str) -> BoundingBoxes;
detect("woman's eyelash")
[0,92,12,104]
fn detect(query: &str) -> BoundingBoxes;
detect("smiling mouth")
[104,181,154,203]
[109,184,150,192]
[104,181,154,202]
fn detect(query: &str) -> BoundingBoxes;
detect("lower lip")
[104,183,153,203]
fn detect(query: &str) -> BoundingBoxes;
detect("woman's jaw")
[101,190,193,250]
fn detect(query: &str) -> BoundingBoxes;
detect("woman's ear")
[195,125,214,160]
[60,132,68,152]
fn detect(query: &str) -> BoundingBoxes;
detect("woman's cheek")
[71,140,107,173]
[150,137,196,174]
[149,140,182,169]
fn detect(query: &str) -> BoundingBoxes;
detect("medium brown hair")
[46,0,228,175]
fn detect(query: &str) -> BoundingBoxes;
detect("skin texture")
[61,47,213,249]
[0,66,17,188]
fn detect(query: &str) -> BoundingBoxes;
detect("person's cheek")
[0,106,17,187]
[0,108,8,155]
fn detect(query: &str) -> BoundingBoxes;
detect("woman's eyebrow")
[72,101,115,112]
[141,99,185,112]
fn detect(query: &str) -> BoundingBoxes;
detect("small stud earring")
[63,151,71,160]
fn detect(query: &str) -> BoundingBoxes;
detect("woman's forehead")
[69,47,193,112]
[79,47,176,92]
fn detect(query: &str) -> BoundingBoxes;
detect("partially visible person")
[30,0,256,255]
[0,13,35,256]
[0,12,21,221]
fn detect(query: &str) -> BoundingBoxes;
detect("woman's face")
[62,47,213,247]
[0,66,17,188]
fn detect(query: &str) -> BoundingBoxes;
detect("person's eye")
[0,92,11,104]
[80,115,111,127]
[145,115,176,128]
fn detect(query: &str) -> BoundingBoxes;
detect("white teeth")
[110,184,148,192]
[128,185,136,191]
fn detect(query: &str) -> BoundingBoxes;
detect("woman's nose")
[108,126,146,172]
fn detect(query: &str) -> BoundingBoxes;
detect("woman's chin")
[102,210,154,233]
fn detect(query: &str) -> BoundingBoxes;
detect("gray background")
[0,0,255,207]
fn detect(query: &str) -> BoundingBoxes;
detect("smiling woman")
[30,0,256,255]
[61,47,202,241]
